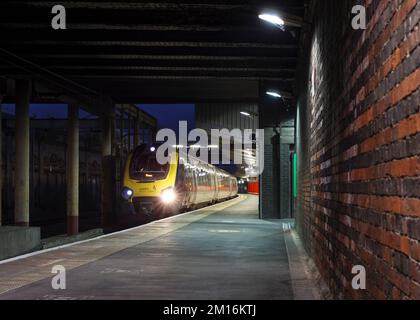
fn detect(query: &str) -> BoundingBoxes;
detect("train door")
[210,167,217,202]
[184,165,196,208]
[175,161,187,207]
[204,167,213,204]
[192,167,200,205]
[195,166,205,204]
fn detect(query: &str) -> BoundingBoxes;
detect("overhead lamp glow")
[266,91,282,98]
[150,146,156,152]
[240,111,251,117]
[258,13,285,27]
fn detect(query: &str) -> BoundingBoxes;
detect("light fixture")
[187,145,218,149]
[150,146,156,152]
[266,91,282,98]
[258,13,285,27]
[240,111,251,117]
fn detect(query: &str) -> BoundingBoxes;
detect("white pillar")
[67,104,79,235]
[0,95,2,226]
[14,79,31,226]
[101,107,116,231]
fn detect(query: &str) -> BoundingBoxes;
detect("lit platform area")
[0,195,319,300]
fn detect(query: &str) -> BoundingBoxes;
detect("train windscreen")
[129,145,170,181]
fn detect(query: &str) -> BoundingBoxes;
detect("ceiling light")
[266,91,282,98]
[258,13,285,27]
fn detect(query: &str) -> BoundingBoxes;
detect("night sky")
[1,103,95,119]
[137,104,195,132]
[1,103,196,131]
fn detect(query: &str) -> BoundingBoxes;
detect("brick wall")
[296,0,420,299]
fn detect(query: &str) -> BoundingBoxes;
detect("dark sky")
[1,103,196,132]
[1,103,95,119]
[137,104,195,132]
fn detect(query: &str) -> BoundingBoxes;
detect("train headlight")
[160,187,176,204]
[121,187,134,200]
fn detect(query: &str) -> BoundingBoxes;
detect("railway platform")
[0,195,320,300]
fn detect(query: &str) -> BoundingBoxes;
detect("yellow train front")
[121,144,238,217]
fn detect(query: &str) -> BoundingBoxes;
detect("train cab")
[121,144,238,217]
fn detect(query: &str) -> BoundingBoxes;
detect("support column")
[0,95,2,226]
[119,105,125,153]
[15,79,31,226]
[67,104,79,235]
[134,113,140,147]
[101,107,116,232]
[127,112,131,151]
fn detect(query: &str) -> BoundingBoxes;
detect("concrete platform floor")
[0,195,320,300]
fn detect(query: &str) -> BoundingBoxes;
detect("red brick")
[296,0,420,300]
[410,282,420,300]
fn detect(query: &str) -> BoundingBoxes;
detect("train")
[121,144,238,217]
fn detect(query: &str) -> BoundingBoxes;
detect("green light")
[293,153,297,198]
